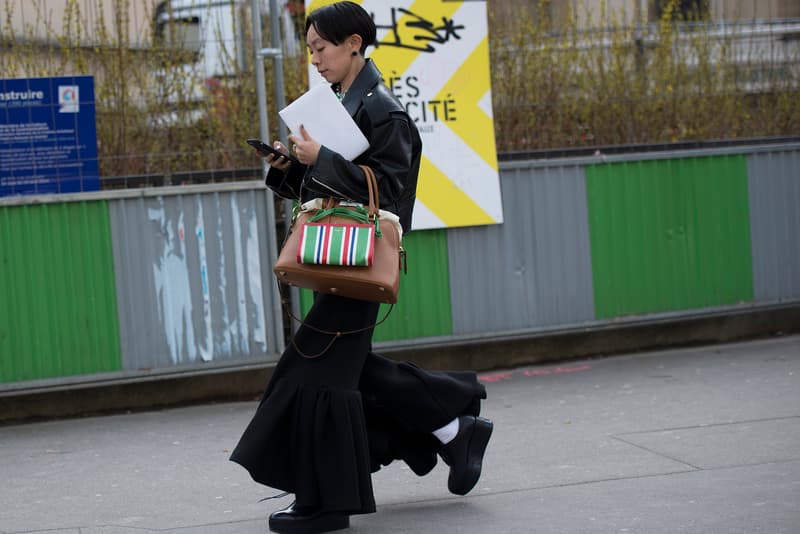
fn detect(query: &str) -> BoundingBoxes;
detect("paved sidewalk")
[2,335,799,534]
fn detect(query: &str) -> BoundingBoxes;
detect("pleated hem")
[230,378,376,515]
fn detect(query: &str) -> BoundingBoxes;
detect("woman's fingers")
[253,141,292,170]
[289,127,320,165]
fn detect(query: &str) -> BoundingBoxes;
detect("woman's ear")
[349,34,363,55]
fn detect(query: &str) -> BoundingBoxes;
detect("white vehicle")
[150,0,300,126]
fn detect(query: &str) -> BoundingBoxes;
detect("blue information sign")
[0,75,99,197]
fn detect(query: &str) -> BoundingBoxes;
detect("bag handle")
[358,165,385,236]
[302,166,379,229]
[360,165,379,219]
[307,205,370,224]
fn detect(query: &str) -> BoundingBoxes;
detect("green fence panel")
[586,155,754,319]
[0,202,122,383]
[299,229,453,342]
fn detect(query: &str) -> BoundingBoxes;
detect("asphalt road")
[2,335,798,533]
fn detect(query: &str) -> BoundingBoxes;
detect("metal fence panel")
[298,229,455,342]
[0,201,122,383]
[109,187,279,371]
[448,162,596,334]
[585,155,754,319]
[3,143,800,390]
[373,229,454,341]
[747,149,800,303]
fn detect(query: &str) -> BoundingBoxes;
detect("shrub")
[488,0,800,153]
[1,0,797,181]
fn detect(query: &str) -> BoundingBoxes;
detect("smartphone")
[246,138,299,165]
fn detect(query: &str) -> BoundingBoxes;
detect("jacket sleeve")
[303,110,414,214]
[265,163,305,200]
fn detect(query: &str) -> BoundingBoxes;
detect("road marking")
[479,364,592,383]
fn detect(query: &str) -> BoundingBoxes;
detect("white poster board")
[303,0,503,230]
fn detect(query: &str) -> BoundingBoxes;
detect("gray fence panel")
[448,162,596,334]
[110,187,280,371]
[747,148,800,303]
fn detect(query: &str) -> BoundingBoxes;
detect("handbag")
[273,165,405,304]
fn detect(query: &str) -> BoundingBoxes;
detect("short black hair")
[305,1,376,54]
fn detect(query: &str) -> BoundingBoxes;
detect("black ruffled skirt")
[230,293,486,515]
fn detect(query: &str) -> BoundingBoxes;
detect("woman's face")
[306,25,356,85]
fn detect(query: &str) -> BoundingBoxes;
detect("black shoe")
[268,502,350,534]
[439,415,493,496]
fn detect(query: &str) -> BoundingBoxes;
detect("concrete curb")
[2,304,798,424]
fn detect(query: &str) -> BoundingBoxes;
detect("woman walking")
[231,3,493,533]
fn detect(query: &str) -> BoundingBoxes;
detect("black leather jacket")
[265,59,422,233]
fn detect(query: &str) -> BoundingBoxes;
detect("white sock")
[432,418,460,444]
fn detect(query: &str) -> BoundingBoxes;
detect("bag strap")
[277,283,394,359]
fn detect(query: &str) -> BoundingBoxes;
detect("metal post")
[270,0,289,143]
[250,0,285,353]
[267,0,301,329]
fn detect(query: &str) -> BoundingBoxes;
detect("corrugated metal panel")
[373,229,453,341]
[4,144,796,388]
[0,201,122,383]
[109,189,279,370]
[298,229,453,341]
[448,163,596,334]
[747,149,800,302]
[586,155,754,319]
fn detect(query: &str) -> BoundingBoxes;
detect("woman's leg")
[359,352,485,431]
[358,352,491,493]
[231,294,382,520]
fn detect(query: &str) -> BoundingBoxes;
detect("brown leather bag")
[273,165,405,304]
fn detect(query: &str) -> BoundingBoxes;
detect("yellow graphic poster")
[304,0,503,230]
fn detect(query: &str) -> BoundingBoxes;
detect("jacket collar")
[339,59,382,115]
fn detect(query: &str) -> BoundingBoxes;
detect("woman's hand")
[254,141,293,171]
[289,125,321,166]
